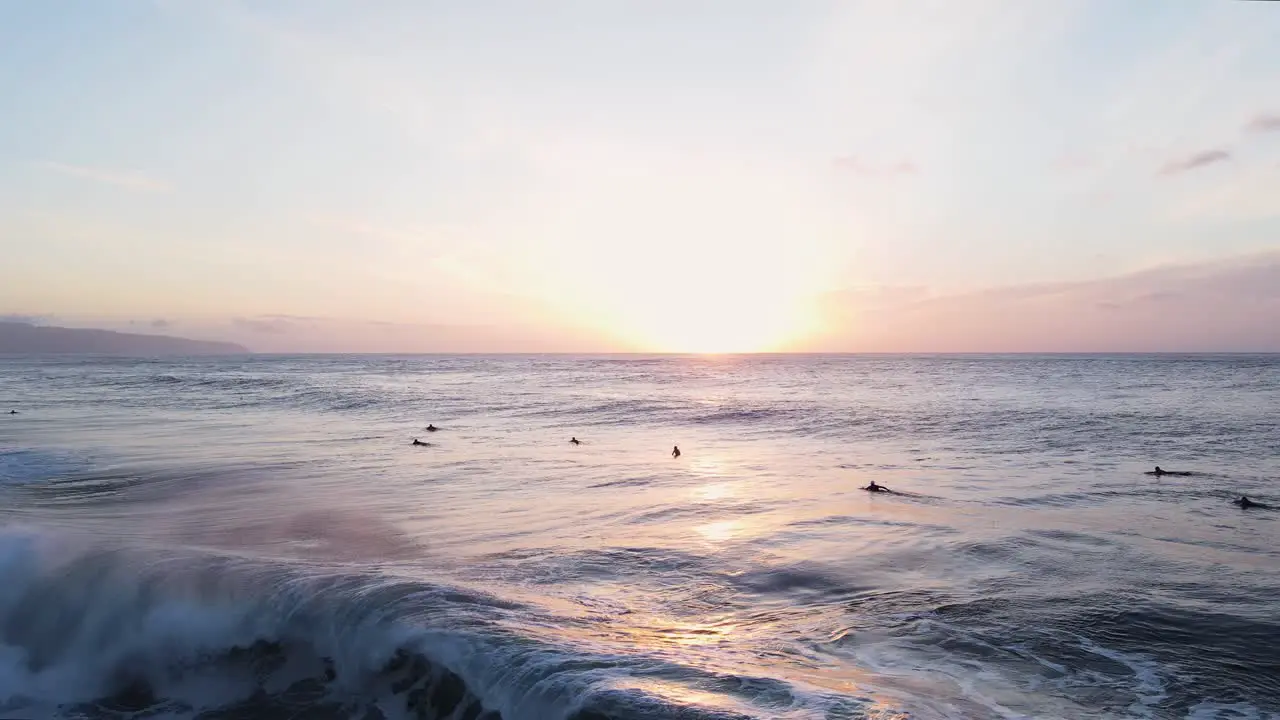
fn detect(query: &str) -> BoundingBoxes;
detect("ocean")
[0,354,1277,720]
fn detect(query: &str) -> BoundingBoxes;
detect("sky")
[1,0,1279,353]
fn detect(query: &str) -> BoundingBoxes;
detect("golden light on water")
[609,677,751,716]
[696,519,744,543]
[691,481,734,502]
[687,454,730,480]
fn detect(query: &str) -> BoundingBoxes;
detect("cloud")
[258,314,326,323]
[1158,149,1231,176]
[831,285,931,308]
[228,315,326,336]
[207,315,611,353]
[1165,156,1280,223]
[36,162,169,192]
[1245,113,1280,134]
[231,317,292,335]
[833,156,918,177]
[812,252,1280,352]
[124,319,173,330]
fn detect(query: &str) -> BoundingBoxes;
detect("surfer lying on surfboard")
[1145,466,1193,477]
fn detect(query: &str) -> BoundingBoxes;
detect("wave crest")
[0,528,791,720]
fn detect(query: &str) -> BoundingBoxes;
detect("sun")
[527,231,831,354]
[606,277,819,354]
[503,145,843,353]
[580,238,829,353]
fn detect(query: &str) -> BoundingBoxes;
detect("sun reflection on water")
[604,676,756,716]
[687,454,729,479]
[691,481,735,502]
[696,519,744,543]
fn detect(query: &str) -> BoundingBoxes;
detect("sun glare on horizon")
[497,138,843,355]
[548,244,830,354]
[609,285,820,354]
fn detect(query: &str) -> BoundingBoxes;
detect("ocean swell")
[0,529,804,720]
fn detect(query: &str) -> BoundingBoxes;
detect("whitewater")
[0,354,1277,719]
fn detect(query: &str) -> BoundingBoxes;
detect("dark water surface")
[0,355,1277,719]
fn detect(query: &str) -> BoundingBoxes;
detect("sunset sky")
[2,0,1279,352]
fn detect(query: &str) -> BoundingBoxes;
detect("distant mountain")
[0,322,248,355]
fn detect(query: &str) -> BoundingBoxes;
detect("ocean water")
[0,354,1277,720]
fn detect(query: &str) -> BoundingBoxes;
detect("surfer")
[425,424,439,432]
[863,480,889,493]
[411,438,430,447]
[672,445,681,459]
[570,437,581,445]
[1145,466,1191,476]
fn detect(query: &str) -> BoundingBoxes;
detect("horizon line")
[6,351,1280,358]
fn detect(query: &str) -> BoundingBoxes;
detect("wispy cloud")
[258,314,326,323]
[126,318,173,329]
[814,251,1280,352]
[36,161,169,192]
[210,315,611,353]
[1245,113,1280,134]
[1158,149,1231,176]
[231,317,292,335]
